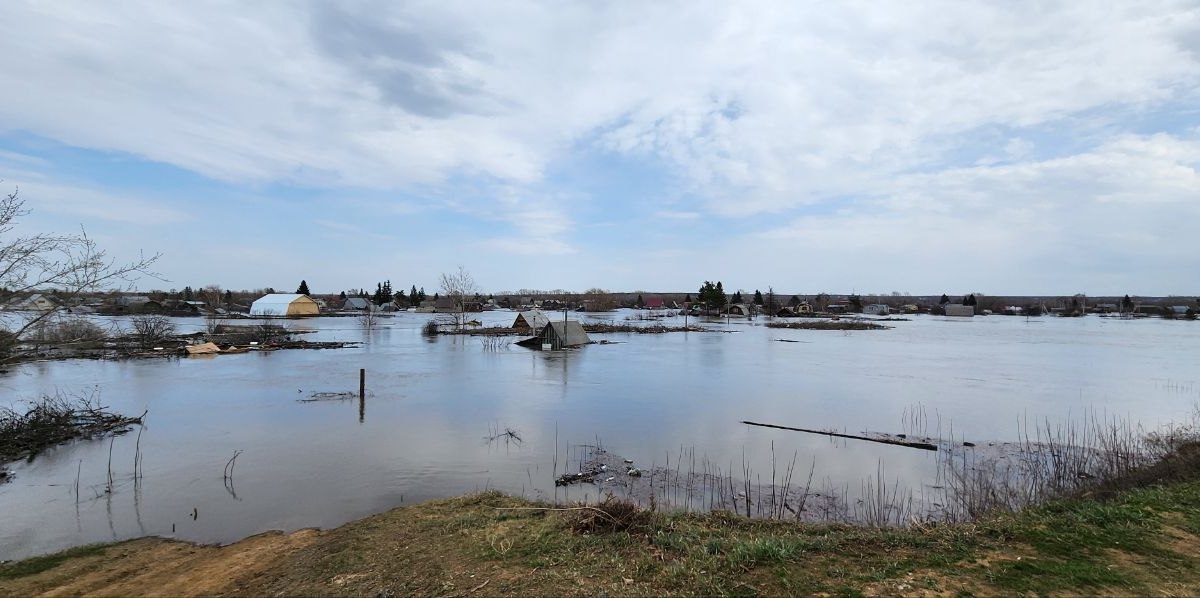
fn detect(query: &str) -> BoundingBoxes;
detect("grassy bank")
[4,476,1200,595]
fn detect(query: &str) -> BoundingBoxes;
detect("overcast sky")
[1,1,1197,296]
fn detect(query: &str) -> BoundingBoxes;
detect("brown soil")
[1,530,317,597]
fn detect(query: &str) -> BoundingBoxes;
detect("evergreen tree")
[296,280,310,295]
[789,295,801,307]
[964,294,977,306]
[684,293,692,303]
[732,291,743,304]
[939,293,950,305]
[1121,294,1134,312]
[713,282,727,309]
[183,286,193,301]
[418,287,427,302]
[636,294,644,308]
[698,282,714,309]
[411,285,419,303]
[339,291,347,300]
[223,290,232,306]
[753,290,763,306]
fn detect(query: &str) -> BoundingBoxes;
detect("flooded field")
[2,311,1199,560]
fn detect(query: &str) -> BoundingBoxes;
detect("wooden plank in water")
[741,420,938,451]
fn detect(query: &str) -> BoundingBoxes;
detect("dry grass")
[7,478,1200,596]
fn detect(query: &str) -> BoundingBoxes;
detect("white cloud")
[2,2,1196,206]
[747,131,1200,293]
[0,1,1198,290]
[15,180,190,226]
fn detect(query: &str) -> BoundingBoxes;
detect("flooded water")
[2,311,1199,560]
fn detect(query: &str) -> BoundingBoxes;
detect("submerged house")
[512,310,550,332]
[726,303,751,316]
[249,293,320,317]
[864,304,891,316]
[944,304,975,317]
[342,297,371,311]
[517,320,590,350]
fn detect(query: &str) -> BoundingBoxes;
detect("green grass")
[0,543,109,580]
[7,482,1200,595]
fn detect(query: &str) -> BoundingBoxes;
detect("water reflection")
[0,312,1198,560]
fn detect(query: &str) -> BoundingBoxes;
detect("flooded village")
[5,1,1200,593]
[3,278,1200,558]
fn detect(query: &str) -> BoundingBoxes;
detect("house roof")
[543,320,590,347]
[644,296,665,308]
[514,310,550,330]
[343,297,371,309]
[253,293,308,304]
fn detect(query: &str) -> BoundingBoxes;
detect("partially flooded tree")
[582,288,616,312]
[439,266,478,330]
[0,187,159,360]
[129,315,176,350]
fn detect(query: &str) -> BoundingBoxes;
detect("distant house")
[165,300,202,315]
[796,302,813,314]
[343,297,371,311]
[644,296,665,309]
[512,310,550,333]
[944,304,975,317]
[901,304,919,314]
[1171,306,1190,316]
[1093,303,1118,314]
[727,304,751,316]
[517,320,590,350]
[249,293,320,317]
[8,293,62,312]
[114,295,151,308]
[864,304,890,316]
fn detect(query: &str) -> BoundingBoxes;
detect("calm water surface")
[2,311,1198,559]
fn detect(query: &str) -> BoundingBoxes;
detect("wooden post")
[358,368,366,422]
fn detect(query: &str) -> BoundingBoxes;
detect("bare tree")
[439,266,478,330]
[0,187,160,359]
[129,315,176,350]
[358,304,379,330]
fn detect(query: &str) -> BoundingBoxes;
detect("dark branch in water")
[1,390,144,478]
[764,321,889,331]
[741,420,938,451]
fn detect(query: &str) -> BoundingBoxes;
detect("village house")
[727,304,751,316]
[6,293,63,312]
[944,304,975,317]
[512,310,550,333]
[249,293,320,317]
[864,304,891,316]
[517,320,590,350]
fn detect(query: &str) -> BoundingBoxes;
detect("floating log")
[741,420,938,451]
